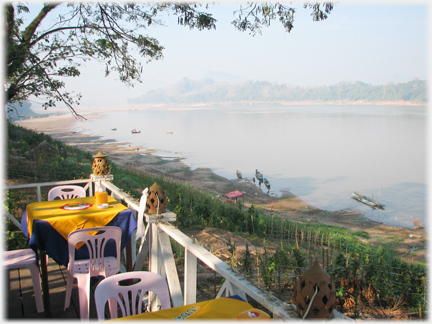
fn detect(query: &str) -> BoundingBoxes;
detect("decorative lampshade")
[294,260,336,319]
[92,150,110,176]
[146,182,167,214]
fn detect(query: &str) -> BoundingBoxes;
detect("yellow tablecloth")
[111,297,256,321]
[26,196,127,243]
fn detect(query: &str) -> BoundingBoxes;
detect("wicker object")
[92,150,110,176]
[146,182,167,214]
[294,260,336,319]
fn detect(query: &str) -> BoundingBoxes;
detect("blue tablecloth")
[21,205,137,267]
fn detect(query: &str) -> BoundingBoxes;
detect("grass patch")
[388,236,404,243]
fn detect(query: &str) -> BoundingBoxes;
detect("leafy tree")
[4,2,335,119]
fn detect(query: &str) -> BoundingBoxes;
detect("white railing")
[4,178,350,320]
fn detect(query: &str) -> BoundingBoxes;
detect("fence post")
[184,248,197,305]
[37,185,41,202]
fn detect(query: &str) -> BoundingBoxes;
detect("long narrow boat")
[236,170,242,179]
[351,192,385,210]
[255,169,264,182]
[263,178,271,190]
[131,129,141,134]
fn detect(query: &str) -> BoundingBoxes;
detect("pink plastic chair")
[64,226,122,320]
[94,271,171,320]
[48,185,86,201]
[4,249,44,313]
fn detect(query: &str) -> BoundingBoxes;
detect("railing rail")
[5,179,94,202]
[4,178,349,320]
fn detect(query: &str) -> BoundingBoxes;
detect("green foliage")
[130,79,427,105]
[7,122,93,181]
[241,242,254,277]
[292,248,307,274]
[226,237,237,269]
[231,3,334,35]
[259,244,274,289]
[4,226,28,250]
[170,239,185,265]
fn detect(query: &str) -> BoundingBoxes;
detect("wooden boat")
[111,128,117,131]
[255,169,263,182]
[351,192,385,210]
[263,178,271,190]
[236,170,242,179]
[131,129,141,134]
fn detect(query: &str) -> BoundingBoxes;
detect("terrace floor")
[5,256,96,320]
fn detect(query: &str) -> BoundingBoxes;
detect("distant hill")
[6,101,64,121]
[6,101,38,121]
[128,79,427,105]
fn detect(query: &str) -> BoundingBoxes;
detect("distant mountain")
[128,79,427,105]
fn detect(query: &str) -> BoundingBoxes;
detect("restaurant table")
[109,295,270,321]
[21,195,137,317]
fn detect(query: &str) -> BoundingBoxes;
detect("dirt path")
[16,115,427,264]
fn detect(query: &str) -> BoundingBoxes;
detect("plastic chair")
[94,271,171,320]
[4,249,44,313]
[64,226,122,320]
[48,185,86,201]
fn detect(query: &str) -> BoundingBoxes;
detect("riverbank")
[15,114,427,264]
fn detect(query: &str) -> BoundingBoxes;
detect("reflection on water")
[75,105,427,229]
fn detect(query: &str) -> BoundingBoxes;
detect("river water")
[73,105,428,229]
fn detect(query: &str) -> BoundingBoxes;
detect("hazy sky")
[16,1,430,110]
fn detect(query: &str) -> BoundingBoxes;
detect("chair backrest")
[67,226,121,277]
[48,185,86,201]
[94,271,171,320]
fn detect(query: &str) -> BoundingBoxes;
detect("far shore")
[24,99,427,117]
[14,113,427,264]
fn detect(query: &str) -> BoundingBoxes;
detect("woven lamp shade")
[92,150,110,175]
[145,182,167,214]
[294,260,336,319]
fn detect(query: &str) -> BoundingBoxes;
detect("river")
[71,104,427,229]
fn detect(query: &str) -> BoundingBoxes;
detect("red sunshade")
[224,191,244,198]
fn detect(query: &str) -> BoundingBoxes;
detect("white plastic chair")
[64,226,122,320]
[4,249,44,313]
[48,185,86,201]
[94,271,171,320]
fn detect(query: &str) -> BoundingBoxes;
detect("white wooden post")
[150,223,159,273]
[184,248,197,305]
[134,224,150,271]
[144,210,177,311]
[149,223,160,311]
[159,231,183,307]
[90,174,113,193]
[145,210,177,274]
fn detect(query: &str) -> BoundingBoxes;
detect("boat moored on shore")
[255,169,263,182]
[264,178,271,191]
[351,191,385,210]
[236,170,242,179]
